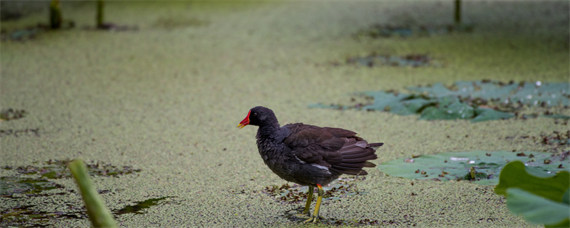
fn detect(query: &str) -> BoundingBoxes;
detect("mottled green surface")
[1,0,568,227]
[310,80,570,121]
[378,151,570,185]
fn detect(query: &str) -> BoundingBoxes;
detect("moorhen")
[238,106,383,223]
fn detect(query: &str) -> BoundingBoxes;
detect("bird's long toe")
[303,215,319,223]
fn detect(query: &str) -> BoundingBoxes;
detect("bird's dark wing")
[283,123,382,175]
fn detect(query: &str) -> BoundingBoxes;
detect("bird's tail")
[368,142,384,148]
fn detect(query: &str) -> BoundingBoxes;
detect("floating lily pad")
[360,91,416,115]
[419,96,475,120]
[310,80,570,122]
[377,151,570,185]
[408,81,570,107]
[472,108,516,122]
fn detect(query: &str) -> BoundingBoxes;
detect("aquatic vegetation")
[0,108,40,138]
[505,131,570,154]
[1,0,135,41]
[96,0,105,29]
[1,160,143,226]
[495,161,569,227]
[152,16,209,30]
[354,23,473,39]
[407,80,569,107]
[115,197,173,215]
[0,128,40,137]
[0,205,85,227]
[279,176,389,226]
[4,159,142,179]
[377,151,569,185]
[310,80,570,122]
[0,176,64,197]
[0,108,27,121]
[284,207,387,226]
[262,176,365,204]
[343,53,438,68]
[1,160,142,198]
[69,159,117,228]
[49,0,63,29]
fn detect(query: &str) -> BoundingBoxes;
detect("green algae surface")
[1,0,569,227]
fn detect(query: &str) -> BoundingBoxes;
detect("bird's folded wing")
[283,124,378,175]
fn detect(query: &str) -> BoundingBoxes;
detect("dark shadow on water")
[115,196,174,215]
[283,206,384,226]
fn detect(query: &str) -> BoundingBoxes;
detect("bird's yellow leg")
[302,186,314,215]
[304,184,324,223]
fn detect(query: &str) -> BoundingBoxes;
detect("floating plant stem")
[68,159,117,228]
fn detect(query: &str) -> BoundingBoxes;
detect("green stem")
[454,0,462,25]
[49,0,62,29]
[69,159,118,228]
[96,0,104,28]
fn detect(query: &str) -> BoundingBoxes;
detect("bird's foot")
[295,212,311,219]
[303,215,319,223]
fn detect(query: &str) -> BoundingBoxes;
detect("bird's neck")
[257,122,280,139]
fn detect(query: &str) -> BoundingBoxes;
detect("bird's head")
[237,106,277,128]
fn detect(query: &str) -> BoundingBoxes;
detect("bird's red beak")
[237,110,251,128]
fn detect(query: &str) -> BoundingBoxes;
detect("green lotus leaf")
[472,108,514,122]
[505,188,569,227]
[495,161,569,203]
[378,151,569,185]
